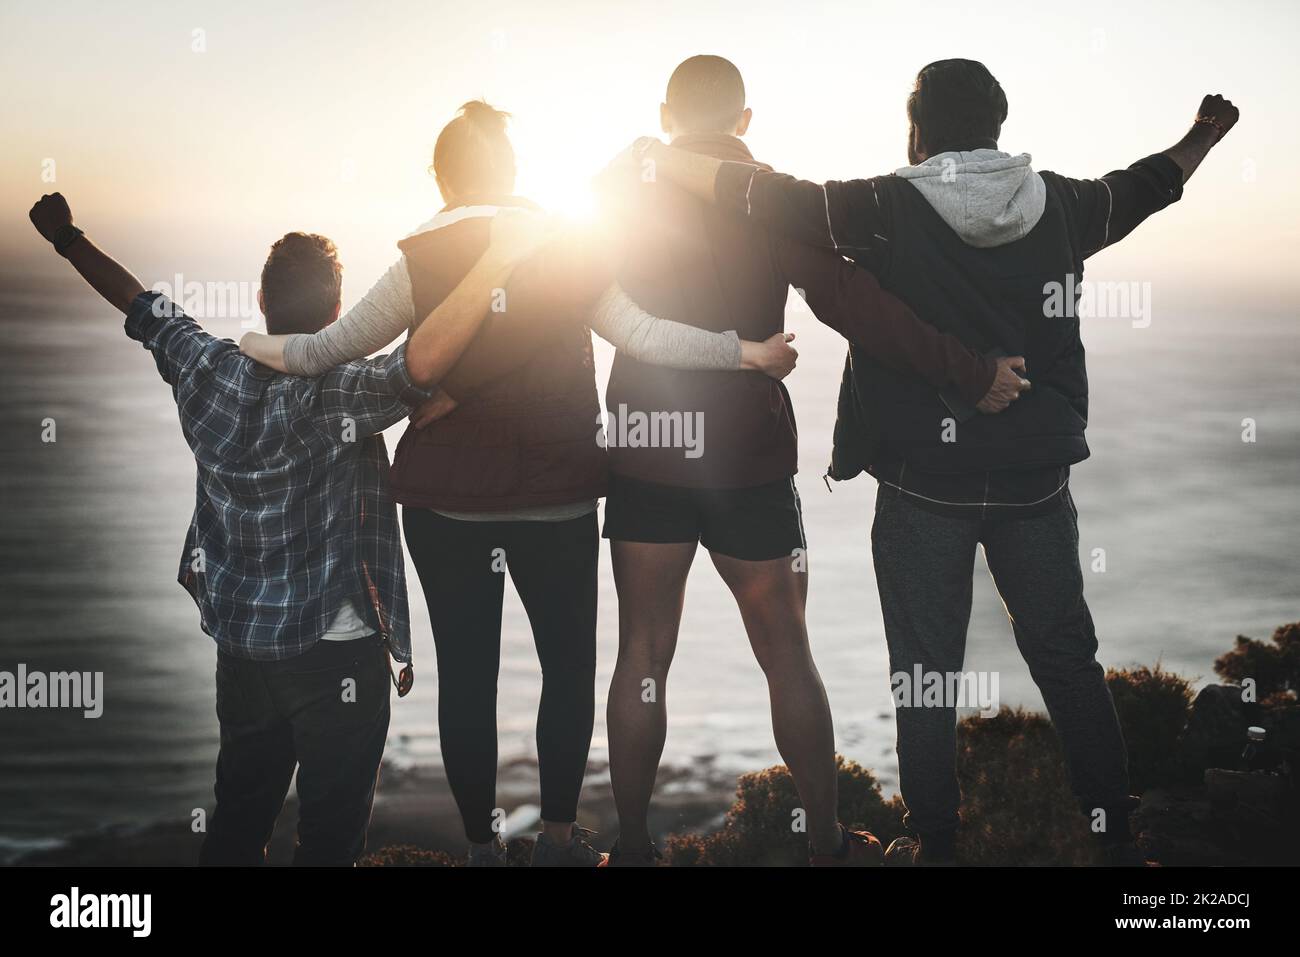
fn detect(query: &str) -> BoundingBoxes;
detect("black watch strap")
[53,224,85,256]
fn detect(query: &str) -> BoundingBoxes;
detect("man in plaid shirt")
[29,192,548,865]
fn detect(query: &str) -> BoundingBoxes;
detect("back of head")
[665,55,746,134]
[260,232,342,336]
[906,58,1008,157]
[432,99,517,199]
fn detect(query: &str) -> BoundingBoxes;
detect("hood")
[896,150,1045,249]
[404,195,539,239]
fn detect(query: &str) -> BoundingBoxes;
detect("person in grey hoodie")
[624,58,1239,864]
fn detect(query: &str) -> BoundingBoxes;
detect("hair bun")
[433,100,517,196]
[458,99,510,133]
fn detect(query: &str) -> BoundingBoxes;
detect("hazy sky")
[2,0,1295,327]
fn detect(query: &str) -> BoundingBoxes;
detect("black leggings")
[402,507,598,843]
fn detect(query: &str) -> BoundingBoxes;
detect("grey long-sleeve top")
[283,253,743,522]
[282,258,741,377]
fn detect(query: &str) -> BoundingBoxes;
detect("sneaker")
[466,836,508,867]
[597,839,662,867]
[884,835,957,866]
[530,826,607,867]
[809,826,883,867]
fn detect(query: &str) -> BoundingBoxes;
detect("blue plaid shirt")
[125,292,428,662]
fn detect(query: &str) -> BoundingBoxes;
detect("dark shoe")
[598,839,662,867]
[809,826,883,867]
[885,832,957,866]
[530,826,607,867]
[466,836,508,867]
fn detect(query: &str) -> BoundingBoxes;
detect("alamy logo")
[1042,274,1152,328]
[890,666,1000,717]
[49,887,151,937]
[151,275,260,326]
[598,405,704,459]
[0,664,103,718]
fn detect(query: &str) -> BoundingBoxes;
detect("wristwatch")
[52,223,85,257]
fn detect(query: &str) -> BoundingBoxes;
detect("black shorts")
[602,474,806,562]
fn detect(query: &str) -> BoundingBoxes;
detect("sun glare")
[510,123,614,221]
[527,173,598,220]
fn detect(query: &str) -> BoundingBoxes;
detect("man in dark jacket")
[634,59,1239,864]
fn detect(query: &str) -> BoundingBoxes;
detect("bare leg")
[606,540,697,854]
[710,551,841,853]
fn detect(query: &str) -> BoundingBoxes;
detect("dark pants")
[402,507,599,844]
[871,487,1130,835]
[199,637,391,866]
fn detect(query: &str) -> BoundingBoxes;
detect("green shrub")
[359,844,457,867]
[662,756,905,866]
[955,707,1097,865]
[1215,621,1300,705]
[1106,665,1195,789]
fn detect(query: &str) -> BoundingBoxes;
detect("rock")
[1204,768,1287,815]
[1176,684,1247,775]
[1134,786,1244,866]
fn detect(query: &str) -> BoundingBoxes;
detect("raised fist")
[29,192,73,244]
[1196,94,1239,140]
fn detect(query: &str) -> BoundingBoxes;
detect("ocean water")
[1,278,1296,855]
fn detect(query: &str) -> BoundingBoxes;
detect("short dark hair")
[666,55,746,133]
[432,99,516,198]
[906,59,1008,155]
[259,232,342,336]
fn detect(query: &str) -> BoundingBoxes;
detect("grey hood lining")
[896,150,1046,249]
